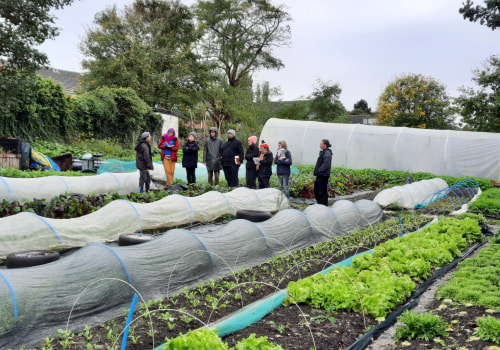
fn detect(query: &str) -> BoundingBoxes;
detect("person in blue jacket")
[182,132,199,185]
[274,140,292,198]
[313,139,333,206]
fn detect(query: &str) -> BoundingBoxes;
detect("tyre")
[6,250,60,269]
[235,209,273,222]
[118,233,155,246]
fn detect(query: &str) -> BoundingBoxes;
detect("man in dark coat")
[203,127,223,186]
[313,139,333,205]
[221,129,244,187]
[135,131,154,193]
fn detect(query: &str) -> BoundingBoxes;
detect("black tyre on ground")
[235,209,273,222]
[118,233,155,246]
[6,250,60,269]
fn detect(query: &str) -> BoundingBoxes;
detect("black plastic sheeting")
[346,239,488,350]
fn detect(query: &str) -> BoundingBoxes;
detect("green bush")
[394,310,448,341]
[474,316,500,343]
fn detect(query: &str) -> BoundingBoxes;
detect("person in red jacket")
[158,128,180,188]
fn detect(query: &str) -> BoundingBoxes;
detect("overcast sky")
[39,0,499,111]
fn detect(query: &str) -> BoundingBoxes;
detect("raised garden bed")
[29,213,432,350]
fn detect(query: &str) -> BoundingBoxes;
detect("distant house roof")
[36,67,81,95]
[347,115,377,125]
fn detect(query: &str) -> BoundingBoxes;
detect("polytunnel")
[259,118,500,179]
[373,178,449,209]
[0,199,383,349]
[0,187,288,258]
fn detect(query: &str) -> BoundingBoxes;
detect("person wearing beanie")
[182,131,200,185]
[158,127,180,188]
[274,140,292,198]
[134,131,153,193]
[313,139,333,206]
[221,129,244,187]
[203,127,223,186]
[256,140,273,189]
[245,135,260,189]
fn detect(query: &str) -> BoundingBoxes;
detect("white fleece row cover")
[373,178,449,209]
[0,187,289,258]
[0,199,384,349]
[259,118,500,179]
[0,168,166,203]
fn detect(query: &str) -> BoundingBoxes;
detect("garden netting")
[0,171,147,203]
[0,187,288,258]
[260,118,500,179]
[373,178,448,209]
[0,163,300,203]
[0,199,383,349]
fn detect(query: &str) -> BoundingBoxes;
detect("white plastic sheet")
[259,118,500,179]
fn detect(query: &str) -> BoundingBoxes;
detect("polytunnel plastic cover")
[259,118,500,179]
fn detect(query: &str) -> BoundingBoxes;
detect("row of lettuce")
[394,237,500,344]
[158,212,499,348]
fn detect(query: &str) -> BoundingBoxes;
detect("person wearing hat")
[245,135,260,189]
[182,131,200,185]
[158,127,180,188]
[313,139,333,206]
[256,140,273,189]
[135,131,154,193]
[203,127,223,186]
[221,129,244,187]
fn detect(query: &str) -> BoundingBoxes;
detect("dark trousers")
[185,167,196,184]
[314,175,329,206]
[139,169,151,193]
[257,174,270,189]
[246,167,257,189]
[208,170,220,186]
[223,165,239,187]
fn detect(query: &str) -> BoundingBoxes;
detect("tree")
[272,100,311,120]
[0,0,75,72]
[80,0,212,109]
[195,0,291,89]
[455,55,500,132]
[351,99,372,115]
[194,0,290,127]
[377,74,454,129]
[0,0,75,136]
[459,0,500,30]
[309,80,346,122]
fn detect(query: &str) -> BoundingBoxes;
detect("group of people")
[135,128,333,205]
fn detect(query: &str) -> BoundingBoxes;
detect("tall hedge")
[0,74,74,141]
[73,87,162,147]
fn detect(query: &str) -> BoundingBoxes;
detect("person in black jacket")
[245,135,260,189]
[256,140,273,189]
[313,139,333,206]
[182,132,200,185]
[221,129,244,187]
[135,131,154,193]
